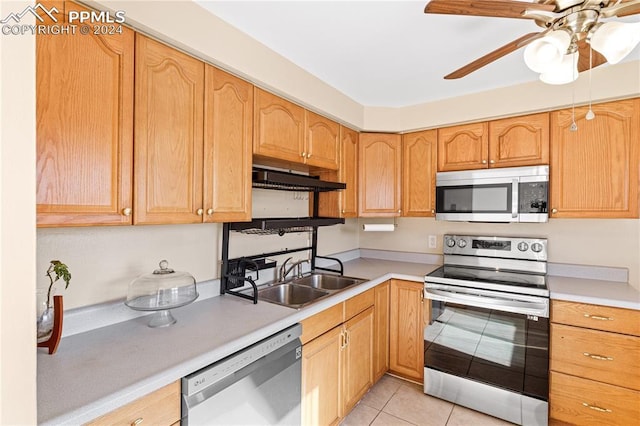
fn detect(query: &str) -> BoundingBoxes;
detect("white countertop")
[37,258,437,425]
[549,275,640,310]
[37,256,640,424]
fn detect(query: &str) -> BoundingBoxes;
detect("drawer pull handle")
[583,352,613,361]
[582,403,612,413]
[583,313,613,321]
[131,418,143,426]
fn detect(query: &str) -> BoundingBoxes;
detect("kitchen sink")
[292,273,366,291]
[257,283,330,309]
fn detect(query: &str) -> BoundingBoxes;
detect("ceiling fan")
[424,0,640,83]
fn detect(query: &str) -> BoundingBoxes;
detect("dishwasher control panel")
[183,323,302,396]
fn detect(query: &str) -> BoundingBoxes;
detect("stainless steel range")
[424,235,549,426]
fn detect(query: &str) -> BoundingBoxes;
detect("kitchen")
[2,0,640,424]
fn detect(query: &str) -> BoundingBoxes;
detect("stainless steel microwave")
[435,165,549,223]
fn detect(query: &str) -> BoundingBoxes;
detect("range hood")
[252,168,346,192]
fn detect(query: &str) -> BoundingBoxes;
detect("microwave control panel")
[519,182,548,213]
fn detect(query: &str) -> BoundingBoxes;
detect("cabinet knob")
[397,209,401,213]
[481,160,487,164]
[301,152,306,158]
[489,159,495,164]
[131,418,143,426]
[122,207,132,216]
[341,209,345,214]
[551,208,558,214]
[196,208,204,216]
[307,152,312,158]
[207,208,214,216]
[431,209,435,214]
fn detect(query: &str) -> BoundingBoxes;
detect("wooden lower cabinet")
[389,280,424,382]
[85,381,180,425]
[302,326,344,426]
[301,286,387,425]
[549,300,640,425]
[373,281,390,381]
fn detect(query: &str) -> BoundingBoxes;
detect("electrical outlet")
[428,235,437,249]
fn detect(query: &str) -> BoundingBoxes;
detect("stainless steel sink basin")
[293,273,366,291]
[257,283,330,308]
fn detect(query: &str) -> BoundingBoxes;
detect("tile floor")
[341,375,514,426]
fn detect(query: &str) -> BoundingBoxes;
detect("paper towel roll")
[362,223,395,232]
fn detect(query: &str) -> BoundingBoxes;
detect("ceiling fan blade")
[445,32,542,79]
[601,0,640,17]
[424,0,556,19]
[577,39,607,73]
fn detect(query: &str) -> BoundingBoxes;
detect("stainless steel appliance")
[424,235,549,426]
[182,324,302,425]
[435,165,549,223]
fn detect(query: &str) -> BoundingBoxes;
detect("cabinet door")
[253,88,306,164]
[36,1,134,226]
[134,35,204,224]
[488,113,549,168]
[316,126,358,218]
[402,130,437,217]
[86,381,180,425]
[306,111,339,170]
[343,307,374,414]
[359,133,402,217]
[203,66,252,222]
[302,326,343,426]
[390,280,424,382]
[550,99,639,218]
[437,122,488,171]
[374,281,390,382]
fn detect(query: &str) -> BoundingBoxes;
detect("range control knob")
[517,242,529,252]
[446,238,456,248]
[531,242,544,253]
[457,239,467,248]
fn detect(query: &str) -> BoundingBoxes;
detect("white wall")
[360,218,640,289]
[0,0,37,423]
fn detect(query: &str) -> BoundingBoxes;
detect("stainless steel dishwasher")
[181,324,302,425]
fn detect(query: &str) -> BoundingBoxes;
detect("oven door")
[424,284,549,425]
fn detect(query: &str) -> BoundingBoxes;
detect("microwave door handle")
[512,179,519,219]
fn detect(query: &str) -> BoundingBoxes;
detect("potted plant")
[37,260,71,343]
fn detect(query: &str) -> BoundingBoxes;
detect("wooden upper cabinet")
[36,1,134,226]
[339,126,359,217]
[203,66,253,222]
[253,88,306,164]
[134,35,204,225]
[359,133,402,217]
[550,99,639,218]
[306,111,339,170]
[438,114,549,172]
[402,130,437,217]
[489,113,549,168]
[438,122,488,171]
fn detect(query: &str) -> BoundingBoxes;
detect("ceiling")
[196,1,640,108]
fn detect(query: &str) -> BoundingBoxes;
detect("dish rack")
[221,168,347,303]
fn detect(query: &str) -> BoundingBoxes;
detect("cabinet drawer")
[301,303,343,344]
[550,323,640,390]
[550,371,640,425]
[344,288,374,321]
[85,381,180,426]
[551,300,640,336]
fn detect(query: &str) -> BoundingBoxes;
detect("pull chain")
[586,45,595,120]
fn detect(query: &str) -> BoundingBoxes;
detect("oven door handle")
[512,178,519,219]
[425,287,549,317]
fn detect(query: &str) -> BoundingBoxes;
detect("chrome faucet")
[279,258,309,281]
[278,257,293,282]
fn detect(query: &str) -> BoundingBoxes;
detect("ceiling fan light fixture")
[539,52,579,85]
[524,30,571,73]
[590,21,640,65]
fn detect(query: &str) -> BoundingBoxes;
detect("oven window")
[425,302,548,401]
[436,184,511,213]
